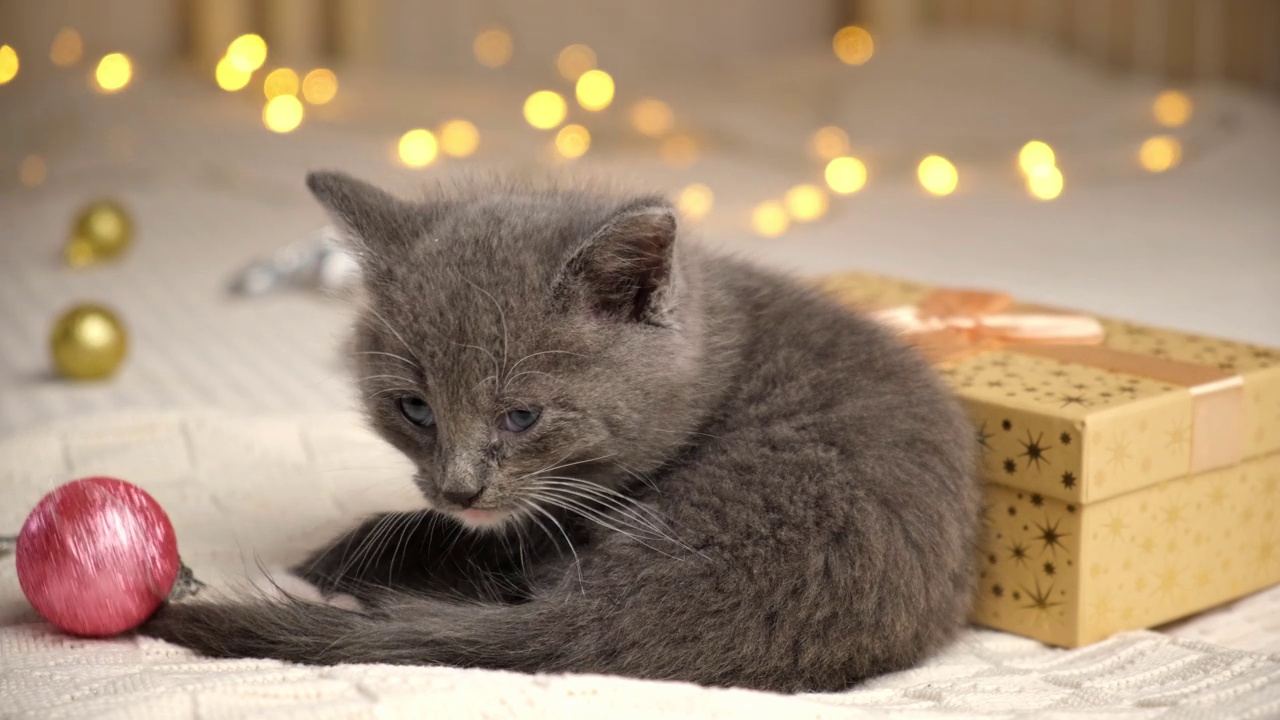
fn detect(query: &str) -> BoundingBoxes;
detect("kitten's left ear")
[306,171,419,255]
[557,198,680,326]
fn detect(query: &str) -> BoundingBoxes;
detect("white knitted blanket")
[2,411,1279,719]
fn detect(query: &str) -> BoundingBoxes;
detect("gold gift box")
[820,272,1280,647]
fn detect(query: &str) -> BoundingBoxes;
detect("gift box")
[819,272,1280,647]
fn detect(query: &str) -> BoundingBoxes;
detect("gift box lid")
[820,272,1280,504]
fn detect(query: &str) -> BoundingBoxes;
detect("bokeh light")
[439,119,480,157]
[264,68,299,99]
[809,126,850,161]
[784,184,829,222]
[833,26,874,65]
[659,135,698,167]
[676,184,714,220]
[917,155,958,196]
[398,129,439,167]
[1139,135,1181,172]
[1153,90,1192,128]
[50,28,83,67]
[227,33,267,72]
[630,99,674,137]
[263,95,304,133]
[1018,141,1056,176]
[0,45,17,85]
[555,124,591,159]
[94,53,132,93]
[474,27,513,68]
[302,68,338,104]
[1027,167,1064,200]
[751,201,790,238]
[557,44,597,81]
[20,155,47,187]
[824,156,868,194]
[575,69,615,111]
[215,56,252,91]
[523,90,567,130]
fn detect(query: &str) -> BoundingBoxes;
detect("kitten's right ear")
[306,171,416,254]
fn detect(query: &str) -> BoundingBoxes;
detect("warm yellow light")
[1027,167,1063,200]
[751,201,790,238]
[833,25,874,65]
[264,68,299,99]
[1018,140,1056,176]
[676,184,714,221]
[302,68,338,104]
[557,44,597,81]
[659,135,698,167]
[263,95,304,133]
[20,155,47,187]
[227,33,267,72]
[215,55,252,91]
[629,99,674,137]
[809,126,850,161]
[1153,90,1192,128]
[439,119,480,157]
[555,124,591,159]
[824,156,868,195]
[523,90,567,130]
[398,129,438,167]
[575,69,615,112]
[784,184,829,222]
[474,27,513,68]
[94,53,132,93]
[50,28,83,67]
[1139,135,1181,173]
[0,45,17,85]
[917,155,958,196]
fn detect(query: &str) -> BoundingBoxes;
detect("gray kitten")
[142,171,980,693]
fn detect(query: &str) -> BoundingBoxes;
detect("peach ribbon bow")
[873,289,1106,361]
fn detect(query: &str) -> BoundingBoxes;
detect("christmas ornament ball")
[16,477,180,637]
[50,304,128,380]
[69,199,134,262]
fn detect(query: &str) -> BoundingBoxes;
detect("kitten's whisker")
[613,460,661,495]
[354,351,422,371]
[460,274,509,387]
[505,350,587,386]
[517,498,584,593]
[528,478,677,538]
[503,370,553,386]
[514,452,617,482]
[530,481,702,558]
[364,305,417,361]
[356,374,418,386]
[330,513,397,584]
[644,427,725,441]
[529,492,681,561]
[366,388,421,401]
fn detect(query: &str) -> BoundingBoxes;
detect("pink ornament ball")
[16,476,179,637]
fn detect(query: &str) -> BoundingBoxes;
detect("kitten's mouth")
[456,507,508,529]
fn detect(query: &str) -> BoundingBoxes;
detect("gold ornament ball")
[50,305,128,380]
[69,199,134,263]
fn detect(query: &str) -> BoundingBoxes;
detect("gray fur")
[142,171,980,693]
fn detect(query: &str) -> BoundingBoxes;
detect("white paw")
[251,567,363,611]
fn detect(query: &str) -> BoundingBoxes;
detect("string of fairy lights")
[1,23,1199,239]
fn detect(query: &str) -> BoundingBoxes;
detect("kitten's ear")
[306,171,417,254]
[557,198,680,325]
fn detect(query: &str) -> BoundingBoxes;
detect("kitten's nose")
[442,488,483,508]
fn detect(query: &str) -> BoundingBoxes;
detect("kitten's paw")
[252,566,363,611]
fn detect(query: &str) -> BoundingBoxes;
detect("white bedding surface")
[2,411,1279,720]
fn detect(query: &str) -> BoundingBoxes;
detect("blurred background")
[1,0,1278,434]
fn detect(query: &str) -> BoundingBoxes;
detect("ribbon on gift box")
[823,281,1245,475]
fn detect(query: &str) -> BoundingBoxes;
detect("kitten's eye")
[501,409,540,433]
[396,396,436,428]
